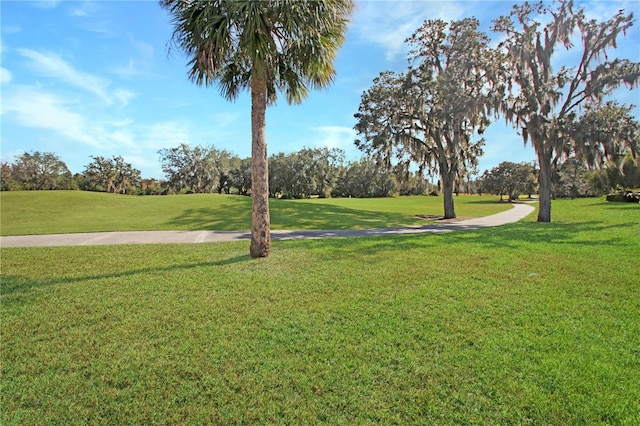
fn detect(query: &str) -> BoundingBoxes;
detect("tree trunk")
[250,78,271,258]
[536,148,552,222]
[441,171,456,219]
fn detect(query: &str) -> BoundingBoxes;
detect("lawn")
[1,197,639,424]
[0,191,510,236]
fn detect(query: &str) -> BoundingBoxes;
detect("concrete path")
[0,203,534,248]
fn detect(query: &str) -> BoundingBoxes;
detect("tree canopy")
[81,156,141,194]
[2,152,75,191]
[480,162,536,201]
[572,101,640,171]
[354,18,499,218]
[492,0,640,221]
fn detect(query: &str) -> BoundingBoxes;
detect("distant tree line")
[0,146,433,198]
[474,153,640,201]
[3,143,638,199]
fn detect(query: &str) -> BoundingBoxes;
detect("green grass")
[0,191,510,235]
[2,198,639,424]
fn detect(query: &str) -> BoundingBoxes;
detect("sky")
[1,0,639,180]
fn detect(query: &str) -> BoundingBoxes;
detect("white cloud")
[70,7,88,17]
[32,0,60,9]
[1,85,141,150]
[112,35,154,79]
[143,121,192,150]
[1,87,102,148]
[113,89,136,107]
[131,36,154,61]
[352,0,466,61]
[212,111,240,127]
[15,48,137,106]
[75,19,116,36]
[1,83,204,177]
[108,129,137,148]
[581,0,638,22]
[68,1,102,18]
[0,67,12,84]
[113,118,134,127]
[123,154,163,179]
[16,48,112,102]
[1,25,22,34]
[112,59,140,79]
[312,126,357,150]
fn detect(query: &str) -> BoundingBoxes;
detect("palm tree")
[162,0,353,257]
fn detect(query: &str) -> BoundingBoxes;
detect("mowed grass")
[0,191,510,235]
[1,198,639,424]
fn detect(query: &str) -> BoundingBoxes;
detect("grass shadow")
[165,199,428,231]
[164,199,252,230]
[464,199,510,205]
[272,200,426,229]
[1,255,254,297]
[283,219,638,257]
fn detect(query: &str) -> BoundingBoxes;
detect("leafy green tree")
[158,144,221,193]
[283,151,315,199]
[140,178,168,196]
[586,168,609,196]
[396,168,429,196]
[267,148,344,199]
[480,161,536,201]
[572,101,640,172]
[297,147,344,198]
[0,162,17,191]
[269,152,289,198]
[229,158,252,195]
[81,155,141,194]
[355,18,497,218]
[621,153,640,188]
[492,0,640,221]
[9,151,75,190]
[162,0,353,257]
[584,155,639,195]
[554,157,591,198]
[606,160,626,190]
[210,149,240,194]
[269,151,313,199]
[331,159,397,198]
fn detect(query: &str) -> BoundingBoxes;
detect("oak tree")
[354,18,499,218]
[492,0,640,221]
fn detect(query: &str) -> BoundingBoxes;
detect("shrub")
[606,186,640,203]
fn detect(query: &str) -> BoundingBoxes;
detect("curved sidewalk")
[0,203,534,248]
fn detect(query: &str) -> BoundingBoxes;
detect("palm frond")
[161,0,353,103]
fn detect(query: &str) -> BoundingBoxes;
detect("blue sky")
[1,0,639,179]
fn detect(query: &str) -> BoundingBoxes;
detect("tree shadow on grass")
[283,220,638,258]
[446,220,637,247]
[165,206,251,231]
[1,255,254,297]
[464,198,510,205]
[166,200,427,231]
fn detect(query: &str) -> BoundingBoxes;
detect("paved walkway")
[0,203,534,248]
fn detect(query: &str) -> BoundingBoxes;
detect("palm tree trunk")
[250,77,271,258]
